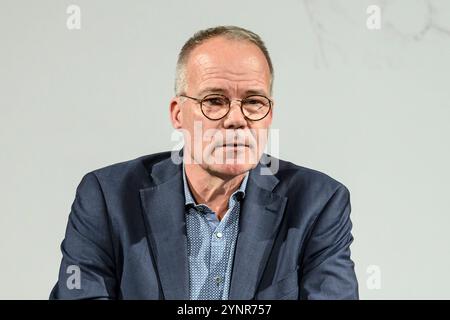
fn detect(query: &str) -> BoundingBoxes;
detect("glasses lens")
[242,96,271,120]
[201,94,230,119]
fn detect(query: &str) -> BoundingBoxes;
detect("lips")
[223,143,248,147]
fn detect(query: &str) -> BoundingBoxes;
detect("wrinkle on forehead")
[194,52,265,73]
[197,74,268,97]
[185,38,271,95]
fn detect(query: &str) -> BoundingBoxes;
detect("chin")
[207,163,255,178]
[202,147,262,178]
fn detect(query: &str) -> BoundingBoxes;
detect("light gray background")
[1,0,449,299]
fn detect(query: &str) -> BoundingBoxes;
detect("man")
[50,26,358,300]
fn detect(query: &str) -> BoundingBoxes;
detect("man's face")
[170,36,273,178]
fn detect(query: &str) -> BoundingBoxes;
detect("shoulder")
[266,154,349,198]
[80,151,173,191]
[263,155,352,229]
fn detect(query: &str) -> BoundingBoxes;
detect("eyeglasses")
[179,93,272,121]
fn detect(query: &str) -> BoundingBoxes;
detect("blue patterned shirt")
[182,164,249,300]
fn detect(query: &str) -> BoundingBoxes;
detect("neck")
[184,161,246,220]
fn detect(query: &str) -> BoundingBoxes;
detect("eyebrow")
[197,87,227,97]
[243,89,268,96]
[197,87,269,97]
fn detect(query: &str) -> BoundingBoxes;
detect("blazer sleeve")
[299,184,359,299]
[49,172,117,299]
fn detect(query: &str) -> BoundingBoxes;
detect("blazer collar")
[148,151,280,192]
[139,150,287,299]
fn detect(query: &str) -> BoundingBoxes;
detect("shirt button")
[214,276,222,286]
[215,232,223,239]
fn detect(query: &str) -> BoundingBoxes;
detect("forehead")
[185,36,271,95]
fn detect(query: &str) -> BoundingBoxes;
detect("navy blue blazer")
[50,151,358,299]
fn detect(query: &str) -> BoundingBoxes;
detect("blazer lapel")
[139,156,189,299]
[139,152,287,300]
[228,157,288,299]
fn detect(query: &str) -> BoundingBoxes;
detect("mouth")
[220,143,250,148]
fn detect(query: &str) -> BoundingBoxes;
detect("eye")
[203,96,227,106]
[244,97,266,107]
[246,99,261,105]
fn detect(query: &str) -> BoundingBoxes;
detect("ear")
[169,97,183,129]
[267,98,274,125]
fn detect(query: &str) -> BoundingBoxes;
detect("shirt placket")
[207,206,231,299]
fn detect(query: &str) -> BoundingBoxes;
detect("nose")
[222,101,247,129]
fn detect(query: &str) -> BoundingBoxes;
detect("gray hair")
[174,25,274,96]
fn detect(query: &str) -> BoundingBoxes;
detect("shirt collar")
[182,162,249,207]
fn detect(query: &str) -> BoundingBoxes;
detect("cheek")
[183,119,220,147]
[180,108,194,125]
[202,124,223,148]
[180,108,201,133]
[251,125,270,150]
